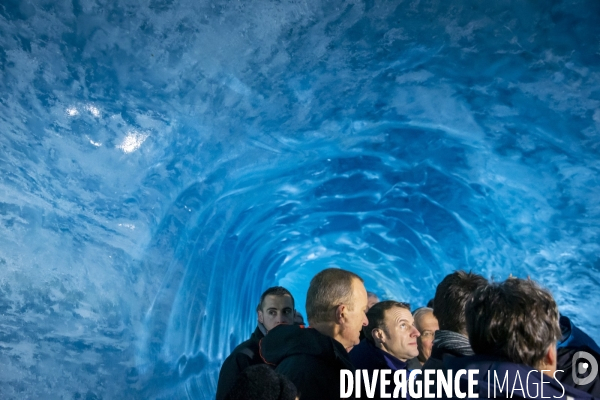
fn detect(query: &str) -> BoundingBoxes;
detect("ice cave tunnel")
[0,0,599,398]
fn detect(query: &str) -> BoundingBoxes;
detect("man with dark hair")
[418,271,487,395]
[260,268,369,400]
[466,278,561,368]
[446,278,592,399]
[216,286,295,400]
[423,270,487,371]
[349,301,419,398]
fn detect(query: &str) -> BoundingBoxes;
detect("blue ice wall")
[1,0,599,398]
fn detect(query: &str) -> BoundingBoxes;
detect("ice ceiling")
[1,0,599,398]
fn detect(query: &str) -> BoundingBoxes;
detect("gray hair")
[413,307,434,329]
[306,268,364,324]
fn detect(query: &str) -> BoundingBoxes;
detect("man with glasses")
[413,307,439,366]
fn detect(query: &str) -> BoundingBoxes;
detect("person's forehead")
[418,312,439,329]
[385,306,413,323]
[262,294,293,308]
[353,279,368,303]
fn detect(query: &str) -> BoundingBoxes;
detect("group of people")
[215,269,600,400]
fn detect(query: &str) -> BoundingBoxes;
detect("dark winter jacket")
[349,339,409,399]
[216,326,266,400]
[555,315,600,397]
[260,324,355,400]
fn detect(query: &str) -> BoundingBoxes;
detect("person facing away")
[260,268,369,400]
[223,364,299,400]
[445,277,594,400]
[216,286,295,400]
[407,306,439,369]
[423,270,488,371]
[349,301,420,398]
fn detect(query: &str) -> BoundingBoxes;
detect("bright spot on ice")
[86,136,102,147]
[66,107,79,117]
[117,131,149,153]
[85,104,101,117]
[118,223,136,230]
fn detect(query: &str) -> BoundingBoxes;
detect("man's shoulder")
[262,325,337,359]
[230,337,259,356]
[422,354,444,371]
[275,353,348,400]
[216,328,266,400]
[407,357,422,370]
[349,340,385,370]
[224,327,264,364]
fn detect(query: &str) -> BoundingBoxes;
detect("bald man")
[413,307,439,366]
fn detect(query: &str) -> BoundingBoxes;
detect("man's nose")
[411,326,421,337]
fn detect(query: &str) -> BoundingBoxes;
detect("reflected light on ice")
[85,104,101,117]
[118,131,149,153]
[66,107,78,117]
[86,136,102,147]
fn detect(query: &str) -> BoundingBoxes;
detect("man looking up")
[216,286,295,400]
[350,301,420,398]
[260,268,369,400]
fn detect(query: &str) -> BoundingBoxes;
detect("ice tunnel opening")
[135,124,571,397]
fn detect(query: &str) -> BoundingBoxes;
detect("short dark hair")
[224,364,298,400]
[364,301,411,343]
[257,287,295,312]
[433,270,487,334]
[306,268,364,324]
[466,278,561,368]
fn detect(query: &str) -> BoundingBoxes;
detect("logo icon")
[572,351,598,386]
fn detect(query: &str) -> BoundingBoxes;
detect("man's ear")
[258,310,264,325]
[372,328,385,344]
[545,345,557,368]
[335,304,346,324]
[539,344,557,373]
